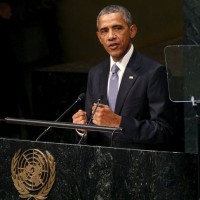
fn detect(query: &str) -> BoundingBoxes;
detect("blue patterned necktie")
[108,64,119,111]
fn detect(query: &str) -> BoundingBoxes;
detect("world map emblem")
[11,149,56,200]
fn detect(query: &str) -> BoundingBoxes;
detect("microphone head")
[78,93,86,101]
[98,95,104,102]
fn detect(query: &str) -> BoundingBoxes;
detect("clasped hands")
[72,103,121,128]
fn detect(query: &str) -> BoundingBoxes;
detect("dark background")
[1,0,199,153]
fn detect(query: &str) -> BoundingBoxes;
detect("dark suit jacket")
[84,49,175,150]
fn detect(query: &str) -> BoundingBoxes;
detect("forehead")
[98,12,127,29]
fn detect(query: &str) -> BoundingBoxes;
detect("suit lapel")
[99,60,110,105]
[115,50,141,114]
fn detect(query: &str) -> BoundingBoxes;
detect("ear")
[129,24,137,39]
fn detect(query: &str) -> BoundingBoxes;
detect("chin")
[109,51,121,58]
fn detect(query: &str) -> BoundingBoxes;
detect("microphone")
[78,95,103,144]
[36,93,85,141]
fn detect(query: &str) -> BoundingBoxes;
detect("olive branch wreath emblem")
[11,149,56,200]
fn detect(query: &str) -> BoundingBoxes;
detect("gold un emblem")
[11,149,56,200]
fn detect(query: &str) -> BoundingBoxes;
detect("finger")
[93,103,108,107]
[73,116,87,124]
[92,104,109,111]
[72,110,87,120]
[77,109,85,115]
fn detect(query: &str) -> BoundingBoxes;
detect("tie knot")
[111,64,119,74]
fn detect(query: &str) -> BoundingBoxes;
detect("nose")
[108,29,116,40]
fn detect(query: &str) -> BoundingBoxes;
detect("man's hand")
[92,104,122,127]
[72,109,87,136]
[72,109,87,125]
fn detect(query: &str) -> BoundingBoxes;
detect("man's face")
[97,12,137,62]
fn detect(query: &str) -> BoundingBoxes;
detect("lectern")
[0,136,197,200]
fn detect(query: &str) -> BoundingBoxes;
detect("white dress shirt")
[108,44,134,95]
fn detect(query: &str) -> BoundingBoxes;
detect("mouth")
[108,43,119,50]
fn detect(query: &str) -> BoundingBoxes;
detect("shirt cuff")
[75,129,87,137]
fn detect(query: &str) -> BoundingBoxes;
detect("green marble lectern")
[0,137,197,200]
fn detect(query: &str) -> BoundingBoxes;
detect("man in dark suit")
[72,5,174,150]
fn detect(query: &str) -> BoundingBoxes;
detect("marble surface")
[0,138,197,200]
[183,0,200,153]
[184,0,200,45]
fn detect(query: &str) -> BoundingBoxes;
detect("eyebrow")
[99,24,124,31]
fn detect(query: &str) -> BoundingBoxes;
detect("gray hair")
[97,5,134,28]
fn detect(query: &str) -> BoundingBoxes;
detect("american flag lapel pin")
[129,76,134,79]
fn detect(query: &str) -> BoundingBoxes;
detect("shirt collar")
[110,44,134,72]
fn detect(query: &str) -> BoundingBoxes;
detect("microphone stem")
[35,99,79,141]
[55,99,79,122]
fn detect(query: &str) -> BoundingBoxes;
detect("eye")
[99,28,108,34]
[113,25,123,30]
